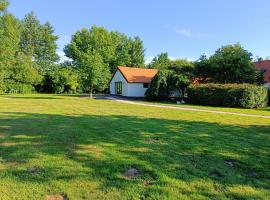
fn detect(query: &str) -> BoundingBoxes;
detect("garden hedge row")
[187,84,268,108]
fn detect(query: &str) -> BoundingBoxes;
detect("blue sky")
[8,0,270,62]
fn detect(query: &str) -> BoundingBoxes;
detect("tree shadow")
[0,112,269,198]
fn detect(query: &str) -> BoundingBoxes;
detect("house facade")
[254,60,270,88]
[110,66,158,97]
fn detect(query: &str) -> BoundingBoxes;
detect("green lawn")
[140,101,270,117]
[0,94,269,200]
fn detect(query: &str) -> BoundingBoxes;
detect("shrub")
[5,82,36,94]
[187,84,268,108]
[146,70,190,101]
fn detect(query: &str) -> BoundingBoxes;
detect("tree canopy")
[64,25,145,95]
[195,44,259,84]
[64,25,145,72]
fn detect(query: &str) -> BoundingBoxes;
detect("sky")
[8,0,270,63]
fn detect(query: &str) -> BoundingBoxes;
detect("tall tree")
[148,52,171,69]
[80,52,111,97]
[64,25,146,92]
[65,25,145,71]
[0,0,8,13]
[210,44,255,83]
[0,9,41,93]
[20,12,59,74]
[129,36,145,67]
[0,13,20,92]
[195,44,257,84]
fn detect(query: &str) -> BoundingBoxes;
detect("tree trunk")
[89,86,93,99]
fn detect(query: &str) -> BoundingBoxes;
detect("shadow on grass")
[0,112,269,198]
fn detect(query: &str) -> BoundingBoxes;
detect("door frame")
[115,81,122,96]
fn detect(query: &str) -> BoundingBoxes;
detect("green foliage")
[20,12,59,74]
[4,82,36,94]
[0,0,8,13]
[169,59,195,78]
[195,44,258,84]
[0,12,41,93]
[187,84,268,108]
[148,52,171,69]
[64,25,145,73]
[146,70,190,100]
[0,5,58,94]
[44,66,79,94]
[80,52,111,94]
[64,25,145,94]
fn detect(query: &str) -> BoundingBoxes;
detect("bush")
[187,84,268,108]
[5,82,36,94]
[145,70,190,101]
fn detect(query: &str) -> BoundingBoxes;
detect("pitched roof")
[117,66,159,83]
[254,60,270,83]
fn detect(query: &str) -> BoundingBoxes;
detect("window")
[143,83,149,88]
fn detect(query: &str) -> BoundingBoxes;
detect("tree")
[0,0,8,13]
[0,12,40,93]
[65,26,145,71]
[145,70,190,101]
[148,52,171,69]
[64,25,145,93]
[169,59,194,78]
[80,52,111,97]
[167,73,190,97]
[197,44,257,84]
[45,66,79,93]
[20,12,59,74]
[194,54,213,82]
[129,36,145,67]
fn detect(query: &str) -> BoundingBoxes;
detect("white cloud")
[57,51,71,63]
[175,28,192,38]
[145,56,154,64]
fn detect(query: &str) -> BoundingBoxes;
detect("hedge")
[187,84,268,108]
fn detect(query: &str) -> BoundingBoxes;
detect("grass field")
[0,94,269,200]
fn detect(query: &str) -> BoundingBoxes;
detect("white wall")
[110,70,148,97]
[110,70,128,96]
[127,83,148,97]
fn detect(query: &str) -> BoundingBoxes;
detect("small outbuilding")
[109,66,159,97]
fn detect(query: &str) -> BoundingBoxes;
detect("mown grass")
[140,100,270,117]
[0,94,269,200]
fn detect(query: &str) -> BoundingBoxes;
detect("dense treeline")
[0,0,265,97]
[145,45,265,101]
[0,0,145,95]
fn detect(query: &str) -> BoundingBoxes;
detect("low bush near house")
[187,84,268,108]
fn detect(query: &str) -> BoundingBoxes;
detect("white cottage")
[110,66,159,97]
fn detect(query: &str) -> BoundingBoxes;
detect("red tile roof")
[254,60,270,83]
[117,66,159,83]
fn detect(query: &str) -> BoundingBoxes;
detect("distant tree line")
[0,0,264,97]
[0,0,145,95]
[145,44,264,100]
